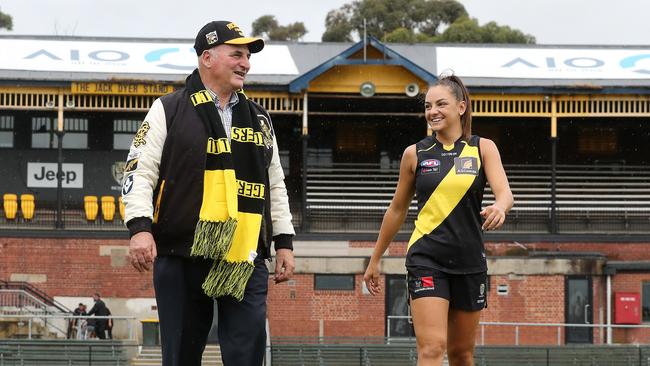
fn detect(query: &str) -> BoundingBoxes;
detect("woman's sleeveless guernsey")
[406,135,487,274]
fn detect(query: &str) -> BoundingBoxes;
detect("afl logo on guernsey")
[421,159,440,167]
[420,159,440,174]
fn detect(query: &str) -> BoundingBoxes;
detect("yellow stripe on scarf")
[226,212,263,263]
[192,168,239,259]
[201,212,261,300]
[199,169,238,221]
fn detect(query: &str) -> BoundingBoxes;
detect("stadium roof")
[1,35,649,93]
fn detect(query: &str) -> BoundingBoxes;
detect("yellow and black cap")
[194,20,265,56]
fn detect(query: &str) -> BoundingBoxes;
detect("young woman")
[364,74,513,366]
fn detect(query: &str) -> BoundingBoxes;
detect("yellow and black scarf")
[187,70,266,301]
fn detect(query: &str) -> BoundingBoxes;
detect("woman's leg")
[410,297,450,366]
[446,309,481,366]
[446,271,486,366]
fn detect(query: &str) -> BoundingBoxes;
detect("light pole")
[549,96,558,234]
[55,92,65,229]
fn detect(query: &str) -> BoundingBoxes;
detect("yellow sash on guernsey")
[408,141,481,249]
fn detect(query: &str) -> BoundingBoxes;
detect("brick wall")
[267,274,384,337]
[487,242,650,261]
[3,236,650,345]
[610,273,650,343]
[353,240,650,261]
[0,237,152,298]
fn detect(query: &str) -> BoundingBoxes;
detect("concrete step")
[131,345,222,366]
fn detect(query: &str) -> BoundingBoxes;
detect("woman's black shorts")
[407,267,487,311]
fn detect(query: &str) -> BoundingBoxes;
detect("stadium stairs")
[130,344,222,366]
[0,280,72,339]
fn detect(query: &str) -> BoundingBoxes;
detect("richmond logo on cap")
[206,31,218,45]
[227,22,244,36]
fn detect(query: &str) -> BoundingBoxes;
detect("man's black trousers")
[154,255,268,366]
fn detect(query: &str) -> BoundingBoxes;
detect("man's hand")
[129,232,157,272]
[273,248,295,284]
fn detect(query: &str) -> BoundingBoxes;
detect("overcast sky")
[1,0,648,45]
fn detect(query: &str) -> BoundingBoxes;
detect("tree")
[251,15,307,41]
[383,27,417,43]
[322,5,355,42]
[434,16,482,43]
[436,17,536,44]
[479,21,536,44]
[252,15,278,39]
[322,0,467,42]
[0,8,13,31]
[321,0,535,44]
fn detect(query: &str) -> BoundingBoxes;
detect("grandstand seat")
[118,196,125,221]
[3,193,18,220]
[83,196,99,221]
[20,194,35,220]
[101,196,116,221]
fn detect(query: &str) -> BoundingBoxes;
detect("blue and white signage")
[0,39,299,75]
[437,47,650,79]
[27,162,84,188]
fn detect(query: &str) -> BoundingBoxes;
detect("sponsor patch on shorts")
[477,282,486,304]
[413,276,435,293]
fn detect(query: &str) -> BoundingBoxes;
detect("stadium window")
[31,117,88,149]
[0,115,14,148]
[113,119,141,150]
[497,284,509,296]
[642,282,650,322]
[31,117,53,148]
[314,274,355,291]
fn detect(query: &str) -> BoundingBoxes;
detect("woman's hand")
[480,204,506,231]
[363,260,382,296]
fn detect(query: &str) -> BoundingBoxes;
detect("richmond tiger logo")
[133,121,150,148]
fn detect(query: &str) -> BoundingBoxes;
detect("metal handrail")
[0,289,56,311]
[0,282,71,313]
[3,314,138,341]
[306,162,650,171]
[0,290,75,336]
[0,339,135,366]
[386,316,650,346]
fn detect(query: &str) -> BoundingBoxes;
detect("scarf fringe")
[202,259,255,301]
[191,218,237,259]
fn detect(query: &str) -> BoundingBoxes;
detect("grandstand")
[304,162,650,233]
[0,34,650,363]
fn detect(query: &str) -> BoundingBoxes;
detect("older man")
[122,20,295,366]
